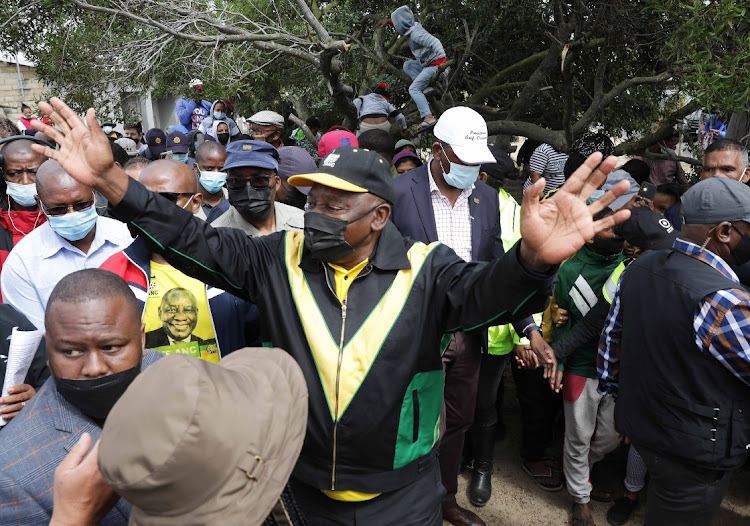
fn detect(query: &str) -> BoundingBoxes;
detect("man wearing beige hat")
[50,347,308,526]
[30,97,631,525]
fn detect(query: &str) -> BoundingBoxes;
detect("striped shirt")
[428,166,474,262]
[597,238,750,395]
[523,143,568,196]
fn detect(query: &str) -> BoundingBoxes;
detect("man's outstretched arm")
[30,98,268,300]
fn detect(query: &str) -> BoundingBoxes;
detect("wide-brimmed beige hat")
[98,348,308,526]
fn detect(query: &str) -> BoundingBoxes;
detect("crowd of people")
[0,5,747,526]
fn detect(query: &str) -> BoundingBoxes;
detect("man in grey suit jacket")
[0,269,163,525]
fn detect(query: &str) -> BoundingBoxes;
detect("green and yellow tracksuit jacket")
[109,177,556,495]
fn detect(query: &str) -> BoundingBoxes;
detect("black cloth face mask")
[54,364,141,420]
[229,185,274,223]
[730,225,750,266]
[304,206,377,262]
[589,236,623,257]
[217,133,230,145]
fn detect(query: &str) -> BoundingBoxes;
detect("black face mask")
[589,236,623,257]
[304,207,376,262]
[229,185,274,223]
[53,364,141,420]
[730,225,750,266]
[217,133,230,145]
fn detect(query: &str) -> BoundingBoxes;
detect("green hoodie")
[553,245,623,378]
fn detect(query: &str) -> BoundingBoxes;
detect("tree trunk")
[727,111,750,147]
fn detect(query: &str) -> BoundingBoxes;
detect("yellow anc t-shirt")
[142,261,220,363]
[320,258,382,503]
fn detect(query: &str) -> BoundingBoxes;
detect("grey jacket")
[391,6,445,67]
[353,93,407,130]
[212,201,304,237]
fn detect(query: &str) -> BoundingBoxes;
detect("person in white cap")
[114,137,139,158]
[249,110,285,149]
[391,106,555,526]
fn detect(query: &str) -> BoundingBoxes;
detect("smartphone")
[160,151,173,160]
[638,181,657,200]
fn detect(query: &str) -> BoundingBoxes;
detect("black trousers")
[638,445,733,526]
[474,353,511,427]
[438,331,482,505]
[511,359,562,460]
[289,458,444,526]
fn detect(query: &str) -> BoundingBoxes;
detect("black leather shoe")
[606,497,637,526]
[468,460,493,507]
[442,503,486,526]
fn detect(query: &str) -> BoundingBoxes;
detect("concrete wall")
[0,59,46,124]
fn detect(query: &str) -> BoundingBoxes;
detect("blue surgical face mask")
[102,126,114,134]
[5,182,38,207]
[199,171,227,194]
[172,154,189,164]
[439,144,479,189]
[45,205,98,241]
[213,111,226,121]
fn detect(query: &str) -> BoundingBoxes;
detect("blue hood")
[391,5,415,36]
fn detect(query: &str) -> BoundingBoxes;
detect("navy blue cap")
[224,140,280,172]
[167,131,189,154]
[145,128,167,157]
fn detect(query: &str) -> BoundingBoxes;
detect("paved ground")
[449,373,750,526]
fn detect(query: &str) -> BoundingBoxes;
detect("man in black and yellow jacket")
[29,97,631,526]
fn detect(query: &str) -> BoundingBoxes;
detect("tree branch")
[613,100,702,155]
[484,120,567,151]
[288,113,319,147]
[573,71,672,136]
[293,0,330,43]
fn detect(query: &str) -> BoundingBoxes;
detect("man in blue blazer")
[392,107,541,526]
[0,269,163,525]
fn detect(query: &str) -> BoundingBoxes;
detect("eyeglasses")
[40,193,96,216]
[226,176,274,190]
[157,192,195,203]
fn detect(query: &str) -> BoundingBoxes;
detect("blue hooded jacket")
[175,98,212,132]
[391,5,445,67]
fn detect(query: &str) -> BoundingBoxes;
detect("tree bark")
[727,111,750,147]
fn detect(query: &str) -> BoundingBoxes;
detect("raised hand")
[519,153,630,269]
[50,433,118,526]
[30,98,129,205]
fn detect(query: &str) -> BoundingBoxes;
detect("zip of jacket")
[321,261,373,490]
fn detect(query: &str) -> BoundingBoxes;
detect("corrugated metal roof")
[0,51,34,67]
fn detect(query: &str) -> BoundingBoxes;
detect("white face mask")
[439,144,479,189]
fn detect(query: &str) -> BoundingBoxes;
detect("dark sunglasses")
[226,176,274,190]
[158,192,195,203]
[41,193,95,216]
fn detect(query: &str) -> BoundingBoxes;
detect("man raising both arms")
[30,98,630,526]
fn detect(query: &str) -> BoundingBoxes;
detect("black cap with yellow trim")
[288,146,394,203]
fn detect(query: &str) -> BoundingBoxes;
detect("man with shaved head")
[100,159,260,361]
[1,159,132,330]
[192,141,229,223]
[0,137,50,292]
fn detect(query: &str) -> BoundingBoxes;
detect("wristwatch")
[522,324,542,338]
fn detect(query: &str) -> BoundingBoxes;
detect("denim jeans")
[403,60,438,118]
